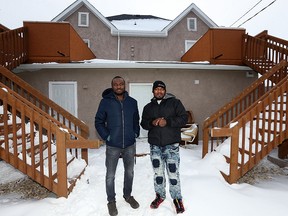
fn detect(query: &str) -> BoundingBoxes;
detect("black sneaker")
[107,201,118,216]
[124,196,140,209]
[150,193,164,209]
[173,199,185,214]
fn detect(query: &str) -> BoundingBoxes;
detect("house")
[14,58,256,140]
[1,2,288,196]
[52,0,217,61]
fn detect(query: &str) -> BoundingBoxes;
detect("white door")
[49,81,78,117]
[129,83,153,138]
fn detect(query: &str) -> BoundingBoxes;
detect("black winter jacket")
[141,93,188,147]
[95,88,140,149]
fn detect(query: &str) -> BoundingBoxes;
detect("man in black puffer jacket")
[141,80,188,214]
[95,76,140,216]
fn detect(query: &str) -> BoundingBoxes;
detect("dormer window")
[78,12,89,27]
[187,18,197,31]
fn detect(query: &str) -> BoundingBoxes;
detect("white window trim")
[187,18,197,31]
[78,12,89,27]
[185,40,197,52]
[83,39,90,48]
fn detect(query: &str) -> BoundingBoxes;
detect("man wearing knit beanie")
[152,80,166,92]
[141,80,188,214]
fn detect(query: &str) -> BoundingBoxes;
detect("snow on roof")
[13,59,252,73]
[111,18,171,31]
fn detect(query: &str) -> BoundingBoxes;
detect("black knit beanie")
[152,80,166,91]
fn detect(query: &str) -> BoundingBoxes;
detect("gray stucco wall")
[65,5,210,61]
[15,65,257,141]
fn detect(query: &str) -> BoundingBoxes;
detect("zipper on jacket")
[120,101,125,148]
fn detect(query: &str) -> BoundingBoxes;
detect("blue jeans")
[105,144,136,202]
[150,143,182,200]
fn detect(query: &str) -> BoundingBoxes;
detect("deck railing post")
[56,129,68,197]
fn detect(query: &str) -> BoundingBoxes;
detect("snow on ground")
[1,138,288,216]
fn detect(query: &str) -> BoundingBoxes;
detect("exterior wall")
[65,5,118,59]
[117,11,210,61]
[16,67,257,140]
[63,6,210,61]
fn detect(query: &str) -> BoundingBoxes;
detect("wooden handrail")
[203,60,288,157]
[209,76,288,183]
[0,82,83,140]
[0,27,28,70]
[0,87,70,196]
[0,85,101,197]
[203,31,288,183]
[243,34,288,75]
[0,66,89,139]
[203,32,288,158]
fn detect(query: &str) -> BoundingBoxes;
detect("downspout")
[117,32,120,60]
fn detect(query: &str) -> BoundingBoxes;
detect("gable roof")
[163,3,217,32]
[52,0,217,37]
[51,0,117,32]
[106,14,170,21]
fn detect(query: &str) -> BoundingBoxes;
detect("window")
[185,40,196,52]
[78,12,89,27]
[187,18,197,31]
[83,39,90,48]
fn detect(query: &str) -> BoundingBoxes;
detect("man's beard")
[114,91,124,96]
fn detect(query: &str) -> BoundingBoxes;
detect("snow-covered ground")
[1,138,288,216]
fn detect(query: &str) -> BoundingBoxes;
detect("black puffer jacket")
[141,93,188,146]
[95,88,140,149]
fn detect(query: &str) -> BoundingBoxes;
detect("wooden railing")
[0,66,89,141]
[0,27,27,70]
[0,27,90,141]
[203,60,288,157]
[0,83,102,197]
[210,72,288,183]
[203,31,288,183]
[0,27,102,197]
[243,33,288,75]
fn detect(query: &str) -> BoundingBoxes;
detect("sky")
[1,139,288,216]
[0,0,287,40]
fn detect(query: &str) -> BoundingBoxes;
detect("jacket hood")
[102,88,113,97]
[102,88,129,99]
[164,93,175,99]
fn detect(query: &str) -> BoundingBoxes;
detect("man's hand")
[152,117,166,127]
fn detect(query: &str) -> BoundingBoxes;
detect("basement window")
[78,12,89,27]
[187,18,197,31]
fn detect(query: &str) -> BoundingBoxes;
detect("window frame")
[187,18,197,31]
[78,12,89,27]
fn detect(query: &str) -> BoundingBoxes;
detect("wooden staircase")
[0,67,102,197]
[203,32,288,184]
[0,27,102,197]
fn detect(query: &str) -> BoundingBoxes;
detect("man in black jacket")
[95,76,140,216]
[141,80,188,214]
